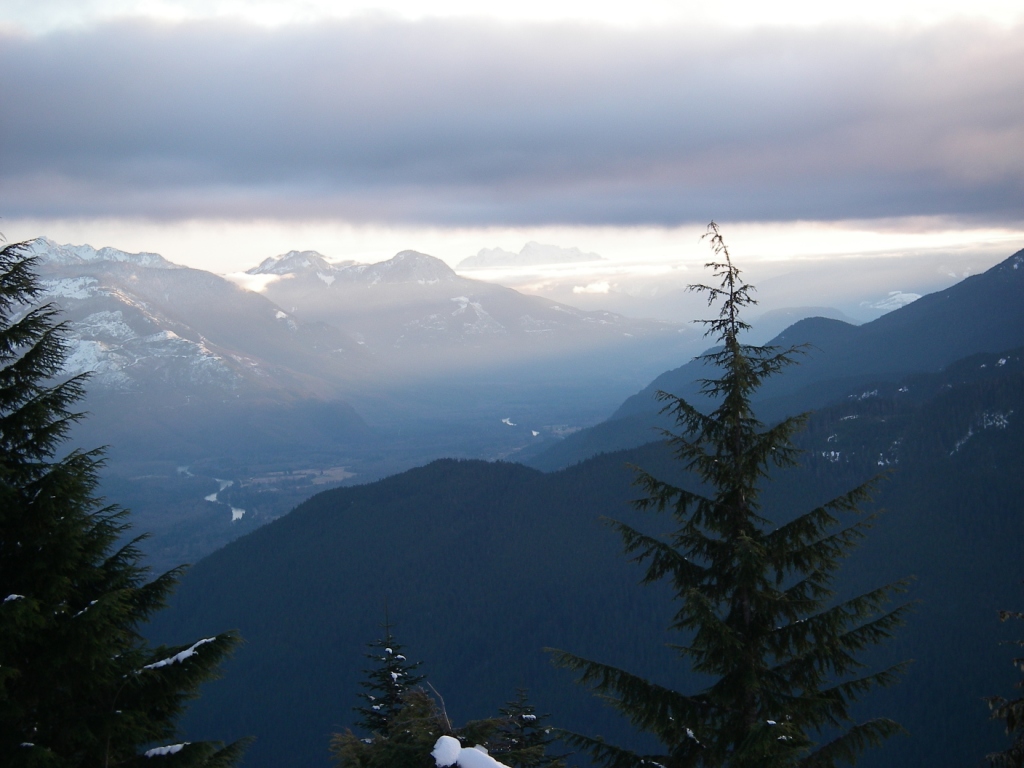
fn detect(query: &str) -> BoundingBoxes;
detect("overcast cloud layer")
[2,17,1022,226]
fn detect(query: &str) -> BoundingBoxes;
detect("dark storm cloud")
[1,17,1022,224]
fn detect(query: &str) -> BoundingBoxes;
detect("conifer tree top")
[551,223,909,768]
[354,617,426,736]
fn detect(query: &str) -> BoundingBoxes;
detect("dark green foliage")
[488,690,566,768]
[334,686,565,768]
[0,241,246,767]
[987,609,1024,768]
[338,622,562,768]
[551,225,909,768]
[333,688,447,768]
[354,618,425,736]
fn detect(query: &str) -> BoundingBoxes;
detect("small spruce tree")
[489,690,566,768]
[333,688,446,768]
[0,241,247,767]
[550,223,909,768]
[333,687,561,768]
[354,617,426,737]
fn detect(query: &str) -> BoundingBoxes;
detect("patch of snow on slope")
[63,340,133,389]
[28,237,178,269]
[39,277,99,300]
[849,390,878,401]
[951,410,1014,454]
[62,321,239,391]
[448,296,505,334]
[864,291,921,312]
[77,310,137,342]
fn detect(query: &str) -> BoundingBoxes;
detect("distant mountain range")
[28,237,368,401]
[25,237,703,569]
[529,248,1024,470]
[32,237,1024,577]
[246,246,682,374]
[28,237,695,399]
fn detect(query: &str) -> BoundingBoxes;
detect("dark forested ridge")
[148,346,1024,768]
[528,248,1024,471]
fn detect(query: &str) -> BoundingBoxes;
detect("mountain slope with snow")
[30,240,368,398]
[246,248,696,374]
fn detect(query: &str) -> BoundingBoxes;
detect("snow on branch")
[143,638,216,670]
[144,743,189,757]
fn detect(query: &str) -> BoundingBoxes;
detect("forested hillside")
[149,347,1024,768]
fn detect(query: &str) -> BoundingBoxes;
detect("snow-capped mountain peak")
[358,250,457,285]
[25,237,179,269]
[247,250,351,277]
[244,249,457,286]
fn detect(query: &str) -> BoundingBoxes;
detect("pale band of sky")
[3,0,1023,33]
[4,215,1022,276]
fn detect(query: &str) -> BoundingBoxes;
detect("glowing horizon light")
[3,215,1021,280]
[3,0,1022,35]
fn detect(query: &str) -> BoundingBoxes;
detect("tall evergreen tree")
[0,241,246,767]
[354,616,426,737]
[550,223,909,768]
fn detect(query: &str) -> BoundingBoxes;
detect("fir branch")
[798,718,905,768]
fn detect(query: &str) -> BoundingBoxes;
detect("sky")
[1,0,1022,306]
